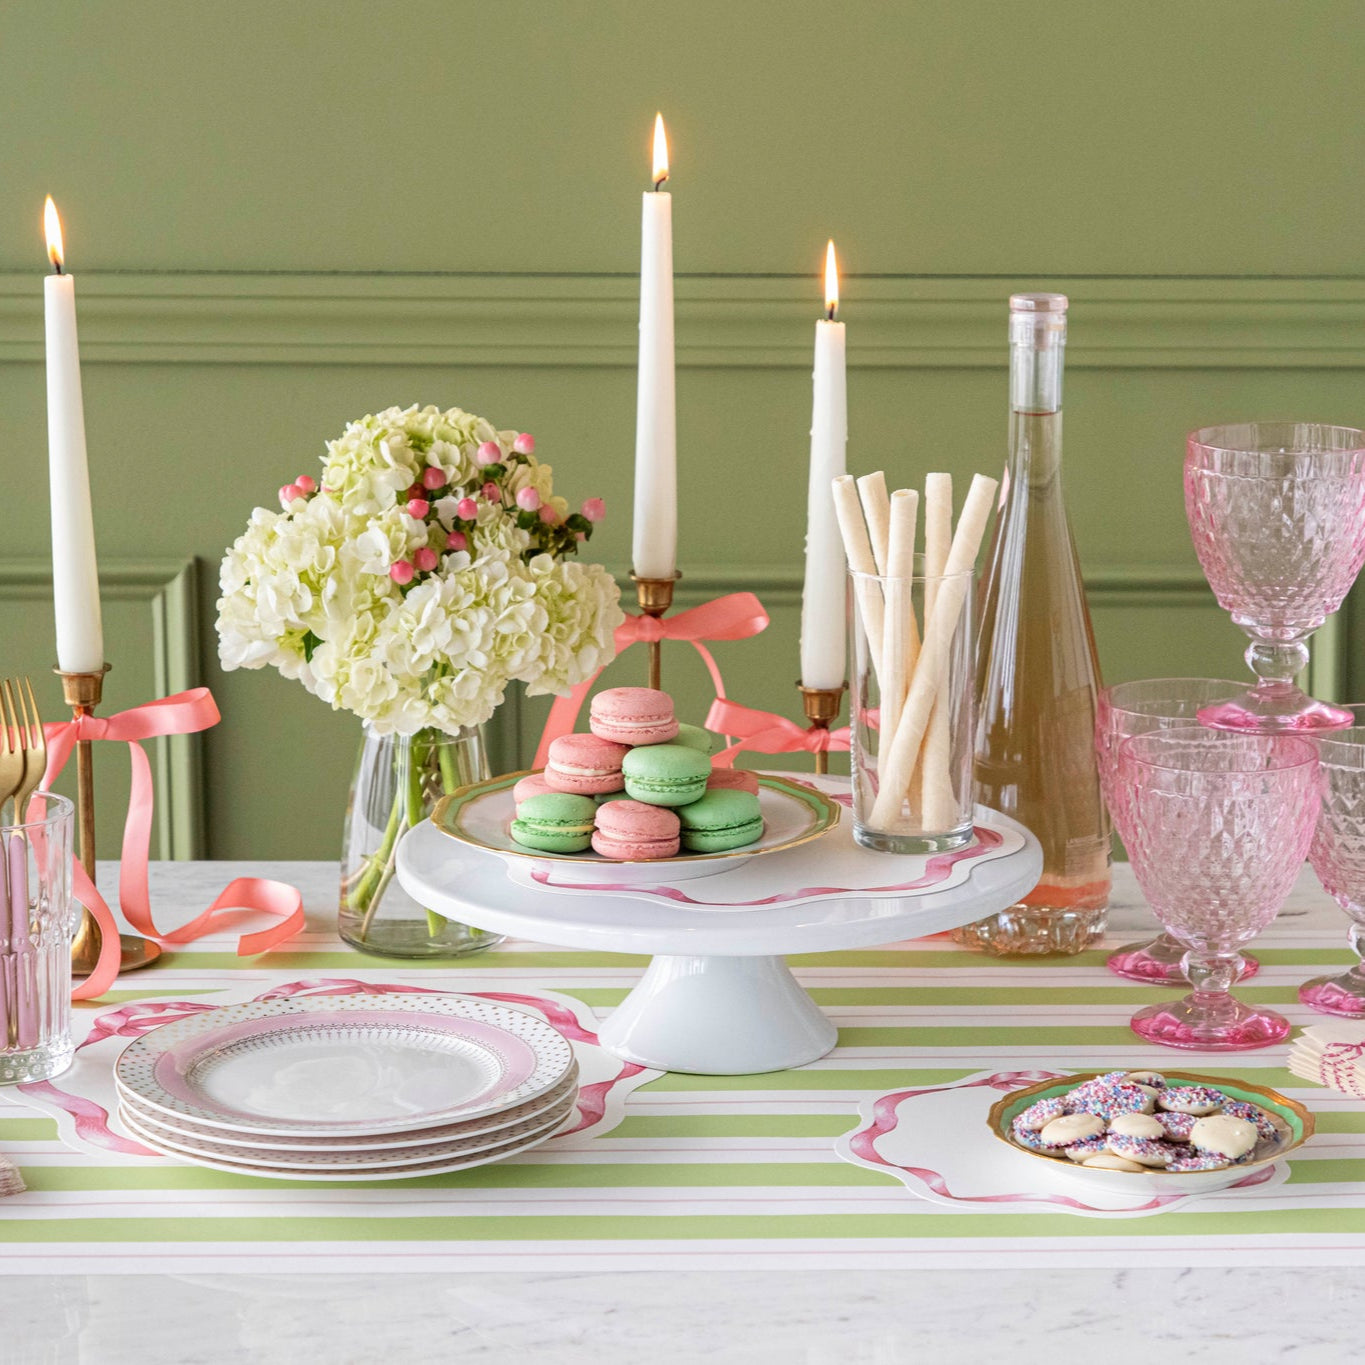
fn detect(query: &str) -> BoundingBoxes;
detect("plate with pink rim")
[433,771,840,884]
[114,994,575,1137]
[117,1065,580,1152]
[122,1105,577,1183]
[120,1090,578,1171]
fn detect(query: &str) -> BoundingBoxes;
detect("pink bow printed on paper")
[705,697,850,768]
[533,591,769,767]
[42,687,305,1000]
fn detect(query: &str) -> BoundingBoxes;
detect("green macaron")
[510,792,598,853]
[622,743,711,807]
[676,789,765,852]
[673,722,717,755]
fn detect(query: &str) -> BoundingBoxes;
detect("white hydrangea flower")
[216,403,621,735]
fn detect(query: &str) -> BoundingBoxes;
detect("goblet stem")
[1299,915,1365,1017]
[1131,945,1289,1050]
[1244,636,1311,692]
[1182,950,1242,1029]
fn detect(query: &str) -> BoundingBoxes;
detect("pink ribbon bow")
[533,592,770,768]
[705,697,850,767]
[42,687,305,1000]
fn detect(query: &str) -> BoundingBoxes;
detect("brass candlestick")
[56,665,161,976]
[798,682,847,776]
[630,571,680,691]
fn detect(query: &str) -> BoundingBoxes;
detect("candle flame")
[44,196,64,271]
[824,240,838,318]
[652,113,669,188]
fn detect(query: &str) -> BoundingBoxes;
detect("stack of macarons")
[508,687,765,861]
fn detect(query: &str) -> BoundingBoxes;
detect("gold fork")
[0,685,22,824]
[6,678,45,827]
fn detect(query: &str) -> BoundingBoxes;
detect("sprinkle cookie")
[1157,1086,1225,1116]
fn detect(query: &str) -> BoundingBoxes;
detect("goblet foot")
[1198,691,1352,735]
[1299,971,1365,1018]
[1130,994,1289,1051]
[1107,934,1259,984]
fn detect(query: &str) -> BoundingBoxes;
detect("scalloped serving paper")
[15,978,656,1165]
[835,1071,1290,1219]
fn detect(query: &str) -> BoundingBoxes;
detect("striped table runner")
[0,862,1361,1272]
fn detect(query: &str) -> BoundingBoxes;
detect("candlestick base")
[631,572,681,691]
[798,682,847,777]
[55,664,162,976]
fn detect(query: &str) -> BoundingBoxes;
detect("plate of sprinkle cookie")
[430,686,840,883]
[989,1069,1314,1195]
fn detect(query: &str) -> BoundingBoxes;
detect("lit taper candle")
[799,241,848,689]
[631,113,678,580]
[43,196,104,674]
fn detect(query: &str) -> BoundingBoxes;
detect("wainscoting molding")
[0,557,204,859]
[2,274,1365,369]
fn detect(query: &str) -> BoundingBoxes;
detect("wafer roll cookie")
[832,475,884,684]
[869,473,997,828]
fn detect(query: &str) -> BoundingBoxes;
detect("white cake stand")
[396,791,1041,1076]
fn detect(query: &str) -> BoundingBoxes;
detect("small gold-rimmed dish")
[432,770,840,884]
[988,1069,1314,1196]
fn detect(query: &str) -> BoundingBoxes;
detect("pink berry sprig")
[275,430,604,592]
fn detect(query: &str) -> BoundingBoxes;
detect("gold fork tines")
[0,682,23,824]
[10,678,45,827]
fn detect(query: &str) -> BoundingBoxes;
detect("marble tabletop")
[1,859,1361,1364]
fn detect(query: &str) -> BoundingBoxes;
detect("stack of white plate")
[114,994,578,1181]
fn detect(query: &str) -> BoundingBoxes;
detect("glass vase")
[339,725,504,959]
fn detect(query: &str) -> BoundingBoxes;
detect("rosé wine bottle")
[953,294,1112,956]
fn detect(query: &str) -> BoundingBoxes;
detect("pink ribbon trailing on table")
[533,592,769,767]
[705,697,850,768]
[41,687,306,1001]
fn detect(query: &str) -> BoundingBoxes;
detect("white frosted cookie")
[1105,1133,1175,1167]
[1082,1153,1145,1172]
[1124,1070,1167,1088]
[1038,1112,1105,1147]
[1190,1113,1258,1161]
[1109,1112,1166,1140]
[1157,1085,1224,1116]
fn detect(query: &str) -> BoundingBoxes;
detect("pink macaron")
[589,687,679,746]
[707,767,761,795]
[512,772,557,804]
[591,799,681,861]
[545,733,629,795]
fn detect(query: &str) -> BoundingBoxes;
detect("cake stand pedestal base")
[596,954,838,1075]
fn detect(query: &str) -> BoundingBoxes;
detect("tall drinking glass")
[1095,677,1257,984]
[849,562,976,854]
[1119,729,1318,1050]
[1185,422,1365,733]
[1301,713,1365,1016]
[0,794,76,1084]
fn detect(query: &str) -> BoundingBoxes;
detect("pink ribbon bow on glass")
[42,687,305,1000]
[705,698,850,768]
[533,592,769,768]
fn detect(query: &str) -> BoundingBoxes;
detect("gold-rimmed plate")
[988,1069,1314,1196]
[432,771,840,884]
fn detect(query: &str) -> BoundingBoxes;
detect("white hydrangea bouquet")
[217,403,622,733]
[216,403,624,955]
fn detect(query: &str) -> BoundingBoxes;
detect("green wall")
[0,2,1361,858]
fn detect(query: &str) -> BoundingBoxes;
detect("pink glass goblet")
[1185,422,1365,734]
[1301,715,1365,1016]
[1095,678,1259,984]
[1119,728,1320,1050]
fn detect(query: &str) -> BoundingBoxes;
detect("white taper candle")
[631,114,678,580]
[43,197,104,674]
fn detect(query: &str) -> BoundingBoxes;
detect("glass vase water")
[339,725,504,959]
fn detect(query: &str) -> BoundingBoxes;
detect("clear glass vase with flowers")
[217,404,622,957]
